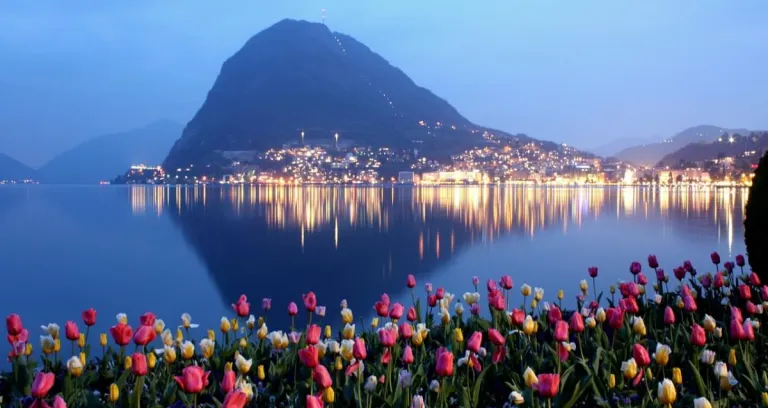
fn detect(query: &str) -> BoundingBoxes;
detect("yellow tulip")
[231,318,239,331]
[123,356,132,371]
[341,308,354,324]
[323,387,335,403]
[762,392,768,407]
[411,331,424,347]
[79,352,86,366]
[148,352,157,369]
[154,319,165,335]
[657,378,676,405]
[181,341,195,360]
[236,354,253,375]
[208,329,216,341]
[521,284,531,297]
[371,318,379,329]
[586,317,596,329]
[342,324,355,340]
[557,289,564,300]
[671,367,682,385]
[67,356,83,377]
[239,338,247,349]
[109,384,120,402]
[257,364,265,380]
[224,361,233,370]
[335,356,343,371]
[621,358,638,380]
[653,344,671,366]
[523,367,538,388]
[631,316,646,336]
[325,325,332,338]
[176,328,184,345]
[25,343,33,356]
[694,397,712,408]
[596,308,606,323]
[645,368,653,381]
[579,280,588,293]
[608,374,616,389]
[200,339,215,359]
[161,330,173,347]
[728,348,737,366]
[454,328,464,343]
[163,346,177,364]
[530,299,538,309]
[220,317,231,333]
[78,333,85,348]
[54,339,61,353]
[522,316,535,336]
[340,339,354,360]
[257,324,268,340]
[41,335,55,355]
[720,374,735,391]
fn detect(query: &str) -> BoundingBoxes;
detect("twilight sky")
[1,0,767,167]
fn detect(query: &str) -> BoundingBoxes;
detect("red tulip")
[746,301,758,315]
[664,306,676,325]
[750,273,761,286]
[81,308,96,327]
[736,254,745,267]
[569,313,585,333]
[700,273,712,288]
[306,395,324,408]
[554,320,569,342]
[222,390,248,408]
[406,274,416,288]
[379,326,397,347]
[435,287,445,300]
[312,365,333,389]
[407,306,417,322]
[535,374,560,398]
[656,269,666,281]
[467,331,482,353]
[374,293,391,317]
[306,324,321,345]
[619,282,639,298]
[556,342,570,362]
[673,266,686,281]
[64,321,80,341]
[743,320,755,341]
[731,306,744,323]
[739,284,752,300]
[174,365,210,394]
[288,302,298,316]
[298,345,319,368]
[427,295,437,307]
[231,295,250,318]
[488,328,505,345]
[724,262,734,273]
[632,344,650,366]
[31,371,55,398]
[510,309,525,326]
[133,325,156,346]
[110,323,133,346]
[399,322,413,338]
[389,303,404,320]
[629,262,642,275]
[435,347,454,376]
[500,275,514,290]
[588,266,598,278]
[489,291,505,311]
[7,328,29,348]
[131,353,148,376]
[547,306,562,324]
[403,345,414,364]
[353,338,367,360]
[762,285,768,300]
[690,324,706,347]
[139,312,156,327]
[714,272,724,288]
[492,343,507,364]
[486,279,498,292]
[221,369,236,393]
[6,314,23,336]
[607,307,624,329]
[711,252,720,265]
[620,297,640,314]
[683,295,697,312]
[303,292,317,312]
[637,273,648,285]
[730,318,745,340]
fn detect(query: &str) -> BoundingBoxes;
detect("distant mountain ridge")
[0,153,37,180]
[164,19,549,169]
[39,120,182,184]
[657,131,768,167]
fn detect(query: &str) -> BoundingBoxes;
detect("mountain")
[657,131,768,167]
[165,19,529,170]
[0,153,37,181]
[39,120,182,183]
[588,136,659,158]
[612,125,749,166]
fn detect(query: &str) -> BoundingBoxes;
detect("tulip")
[661,306,675,325]
[400,322,413,339]
[235,353,252,374]
[631,316,646,336]
[288,302,298,316]
[162,345,177,363]
[307,395,324,408]
[658,378,676,405]
[406,306,417,322]
[743,319,756,341]
[522,316,536,335]
[353,337,367,360]
[305,324,321,345]
[510,309,525,326]
[406,274,416,288]
[77,333,85,348]
[63,321,79,342]
[311,364,332,389]
[256,364,265,380]
[435,347,454,376]
[403,345,414,364]
[488,328,505,345]
[79,308,97,327]
[154,319,165,335]
[739,284,752,300]
[466,331,483,353]
[133,325,156,346]
[607,307,624,329]
[700,349,715,365]
[389,303,404,320]
[547,306,563,324]
[171,365,209,394]
[694,397,712,408]
[521,284,532,296]
[710,251,720,265]
[116,313,128,325]
[181,341,195,360]
[647,254,659,269]
[653,343,671,366]
[762,393,768,407]
[67,355,83,377]
[6,314,23,337]
[632,344,650,366]
[523,367,538,387]
[232,294,250,317]
[500,275,514,290]
[630,261,641,275]
[147,352,157,369]
[302,292,318,312]
[375,295,391,316]
[569,312,585,333]
[621,358,638,379]
[220,317,231,333]
[691,324,706,347]
[340,307,354,324]
[139,312,155,327]
[127,353,145,376]
[199,338,214,359]
[378,326,398,347]
[535,374,560,399]
[299,345,320,368]
[554,320,569,342]
[588,266,598,278]
[109,323,133,346]
[673,266,686,281]
[701,314,716,332]
[221,390,248,408]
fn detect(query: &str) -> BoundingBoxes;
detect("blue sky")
[1,0,767,166]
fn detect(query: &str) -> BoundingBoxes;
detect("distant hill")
[657,131,768,167]
[39,120,182,184]
[588,136,659,158]
[165,19,551,170]
[0,153,37,181]
[613,125,749,166]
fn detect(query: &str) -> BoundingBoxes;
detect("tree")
[745,151,767,280]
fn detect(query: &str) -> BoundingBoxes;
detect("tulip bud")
[163,346,177,363]
[257,364,265,380]
[124,356,132,371]
[323,387,335,403]
[25,343,33,356]
[208,329,216,341]
[557,290,564,300]
[239,337,247,348]
[335,356,343,371]
[220,317,231,333]
[762,392,768,407]
[530,299,538,309]
[325,325,332,338]
[148,352,157,369]
[609,285,615,294]
[53,338,61,353]
[672,367,682,384]
[109,383,119,402]
[523,367,538,388]
[78,333,85,348]
[79,351,86,366]
[371,318,379,329]
[454,328,464,343]
[608,374,615,389]
[729,348,737,366]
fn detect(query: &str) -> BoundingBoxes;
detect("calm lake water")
[0,185,748,333]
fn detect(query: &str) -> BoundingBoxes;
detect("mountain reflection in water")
[125,185,747,327]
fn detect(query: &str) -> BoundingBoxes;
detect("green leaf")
[462,388,471,408]
[561,377,591,408]
[687,361,711,401]
[472,365,491,407]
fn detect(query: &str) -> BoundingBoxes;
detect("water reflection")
[124,184,747,326]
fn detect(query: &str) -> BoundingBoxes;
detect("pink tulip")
[406,274,416,288]
[554,320,569,342]
[403,345,414,364]
[732,306,744,323]
[262,298,272,311]
[5,314,23,336]
[31,371,55,398]
[389,303,404,320]
[64,321,80,341]
[750,273,761,286]
[629,262,642,275]
[435,347,454,376]
[472,276,480,285]
[489,292,505,311]
[288,302,298,316]
[231,295,250,317]
[81,308,96,327]
[306,395,324,408]
[131,353,148,376]
[683,295,697,312]
[139,312,156,327]
[730,318,745,340]
[664,306,676,325]
[407,306,417,322]
[714,272,724,288]
[486,279,498,292]
[175,365,210,394]
[690,324,706,347]
[492,344,507,364]
[133,325,156,346]
[700,273,712,288]
[288,331,301,344]
[302,292,317,313]
[467,331,482,353]
[306,325,321,345]
[743,320,755,341]
[378,326,397,347]
[222,390,248,408]
[298,345,319,368]
[607,308,624,329]
[488,328,505,345]
[588,266,598,278]
[632,344,650,366]
[374,293,391,317]
[435,287,445,300]
[557,342,570,362]
[747,302,758,315]
[221,369,236,393]
[381,348,392,365]
[427,295,437,307]
[547,306,562,324]
[53,395,67,408]
[312,365,333,389]
[535,374,560,398]
[637,273,648,285]
[353,338,367,360]
[619,282,639,298]
[110,323,133,346]
[739,284,752,300]
[761,285,768,300]
[399,322,413,338]
[569,313,585,333]
[425,283,433,293]
[499,275,514,290]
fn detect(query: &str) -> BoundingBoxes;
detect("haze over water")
[0,185,746,330]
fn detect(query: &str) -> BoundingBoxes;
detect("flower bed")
[3,252,767,407]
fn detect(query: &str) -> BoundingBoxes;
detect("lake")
[0,185,748,333]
